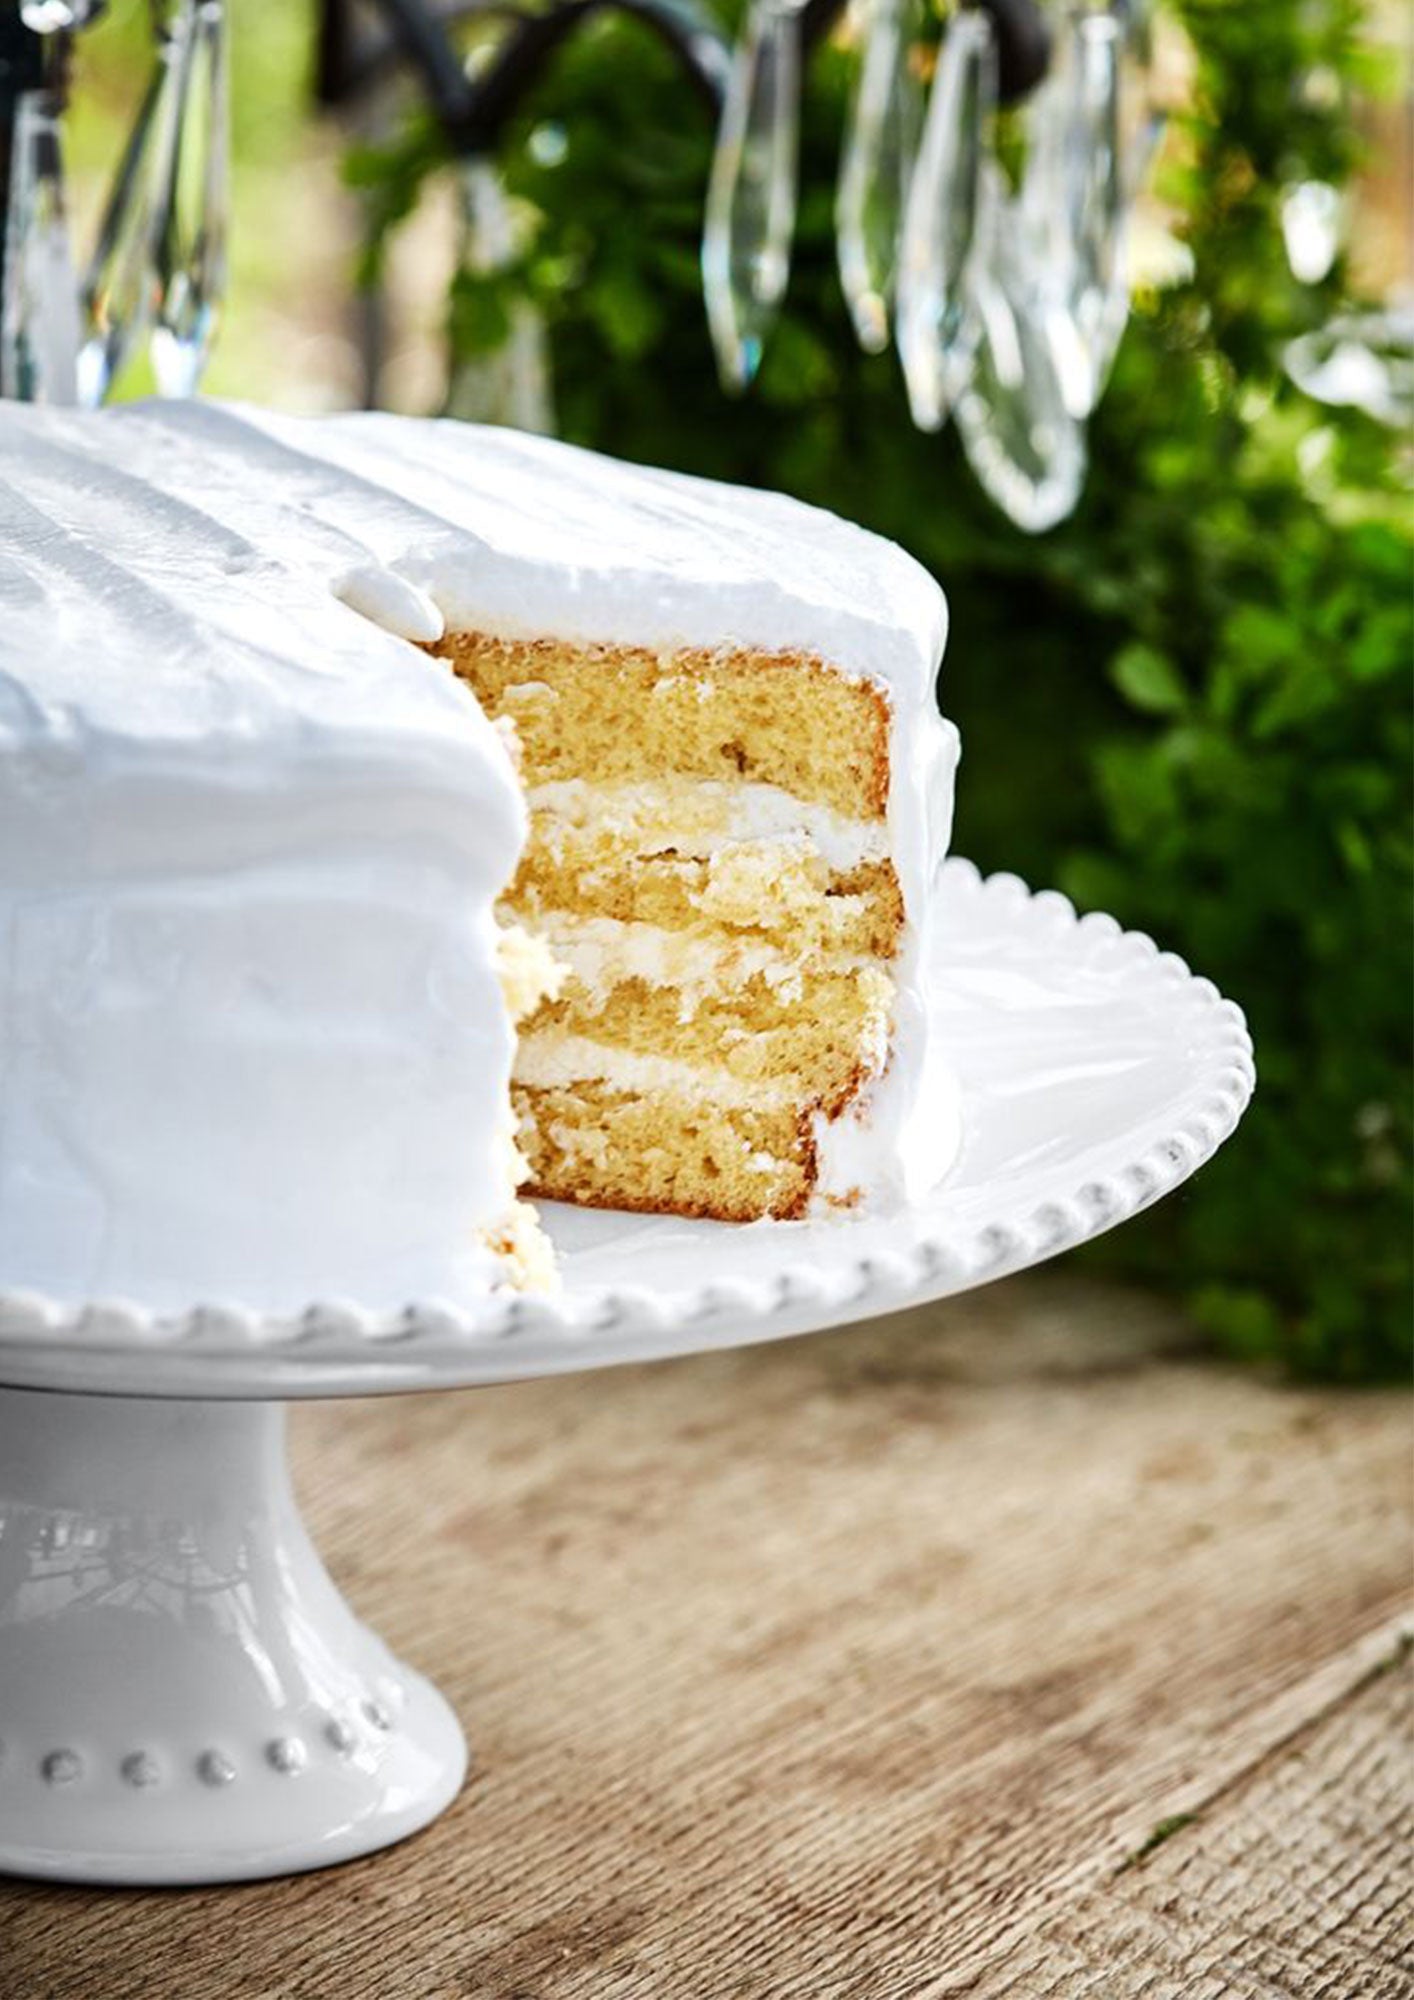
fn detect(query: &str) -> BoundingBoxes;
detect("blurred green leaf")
[1112,644,1190,716]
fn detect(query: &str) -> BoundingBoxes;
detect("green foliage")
[353,2,1412,1379]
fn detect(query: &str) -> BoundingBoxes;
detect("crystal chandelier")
[0,0,1162,530]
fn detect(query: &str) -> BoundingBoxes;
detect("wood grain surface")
[2,1272,1410,2000]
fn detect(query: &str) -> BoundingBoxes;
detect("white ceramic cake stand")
[0,863,1253,1886]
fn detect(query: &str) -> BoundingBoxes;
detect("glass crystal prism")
[701,0,802,391]
[1281,179,1344,286]
[955,168,1087,533]
[1284,306,1414,430]
[1022,5,1127,421]
[77,54,179,408]
[835,0,924,354]
[148,0,228,399]
[895,9,996,431]
[0,90,81,404]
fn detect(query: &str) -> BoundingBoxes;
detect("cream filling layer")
[514,1004,893,1116]
[533,912,874,1016]
[514,1036,798,1112]
[524,776,887,873]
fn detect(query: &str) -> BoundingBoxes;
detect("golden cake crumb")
[435,631,903,1223]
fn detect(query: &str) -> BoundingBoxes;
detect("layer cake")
[0,401,960,1309]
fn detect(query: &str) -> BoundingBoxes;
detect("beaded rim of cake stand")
[0,861,1255,1361]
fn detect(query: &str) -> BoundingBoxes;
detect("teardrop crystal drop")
[895,9,996,431]
[1284,305,1414,429]
[76,56,177,407]
[148,0,228,399]
[702,0,801,392]
[1281,179,1344,285]
[1027,2,1163,419]
[1118,0,1163,193]
[835,0,924,355]
[0,90,81,404]
[955,168,1087,533]
[1022,6,1126,420]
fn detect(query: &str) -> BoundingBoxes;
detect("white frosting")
[0,403,525,1313]
[0,398,958,1309]
[331,564,443,644]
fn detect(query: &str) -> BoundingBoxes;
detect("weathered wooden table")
[3,1272,1410,1999]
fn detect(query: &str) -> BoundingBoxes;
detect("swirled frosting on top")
[0,400,956,1311]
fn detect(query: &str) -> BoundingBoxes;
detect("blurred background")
[20,0,1412,1380]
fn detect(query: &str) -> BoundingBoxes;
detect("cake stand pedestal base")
[0,865,1257,1887]
[0,1387,467,1885]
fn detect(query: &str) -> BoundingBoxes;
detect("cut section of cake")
[315,415,963,1224]
[185,394,964,1216]
[142,401,961,1226]
[439,634,934,1220]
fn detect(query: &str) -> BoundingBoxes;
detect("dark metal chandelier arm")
[612,0,731,100]
[346,0,482,136]
[463,0,730,152]
[443,0,594,155]
[318,0,729,150]
[980,0,1052,103]
[319,1,536,123]
[319,0,1052,153]
[0,13,48,100]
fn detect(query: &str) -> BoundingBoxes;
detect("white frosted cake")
[0,400,960,1313]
